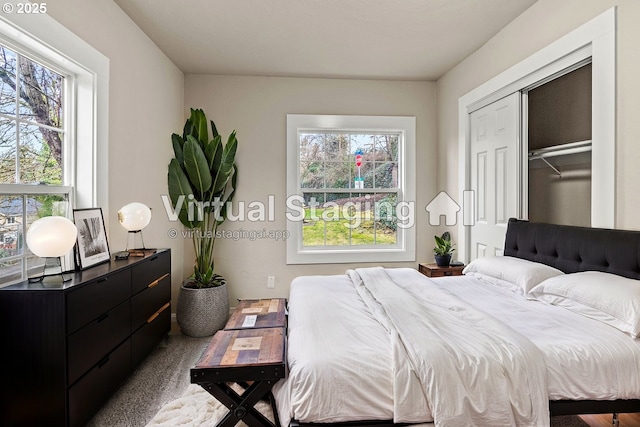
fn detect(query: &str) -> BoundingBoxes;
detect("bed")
[272,219,640,427]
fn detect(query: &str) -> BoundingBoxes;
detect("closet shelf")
[528,140,592,160]
[528,140,592,177]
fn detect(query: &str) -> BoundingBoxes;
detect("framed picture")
[73,208,111,270]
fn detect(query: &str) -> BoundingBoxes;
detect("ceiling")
[114,0,537,81]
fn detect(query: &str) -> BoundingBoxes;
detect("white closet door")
[469,92,520,259]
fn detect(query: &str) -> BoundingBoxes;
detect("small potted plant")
[434,231,455,267]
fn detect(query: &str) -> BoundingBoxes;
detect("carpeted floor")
[87,324,590,427]
[146,384,589,427]
[86,327,210,427]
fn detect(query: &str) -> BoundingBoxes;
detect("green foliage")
[434,231,455,256]
[36,194,66,217]
[167,108,238,288]
[375,194,398,232]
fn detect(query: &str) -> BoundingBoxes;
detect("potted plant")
[434,231,455,267]
[168,108,238,337]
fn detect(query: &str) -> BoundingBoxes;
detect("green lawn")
[302,207,396,246]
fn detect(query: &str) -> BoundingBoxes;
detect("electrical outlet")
[267,275,276,289]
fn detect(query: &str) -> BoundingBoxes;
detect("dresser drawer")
[131,302,171,367]
[132,251,171,294]
[67,300,131,385]
[131,273,171,330]
[66,269,131,334]
[68,339,131,427]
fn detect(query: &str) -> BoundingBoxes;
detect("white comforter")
[349,267,549,426]
[272,268,640,426]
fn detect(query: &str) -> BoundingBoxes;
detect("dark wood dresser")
[0,249,171,427]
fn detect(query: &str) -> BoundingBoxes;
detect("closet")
[526,63,592,226]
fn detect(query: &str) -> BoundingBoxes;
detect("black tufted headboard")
[504,218,640,280]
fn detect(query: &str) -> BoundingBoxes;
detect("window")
[0,14,108,286]
[0,44,67,185]
[0,43,72,284]
[286,114,416,264]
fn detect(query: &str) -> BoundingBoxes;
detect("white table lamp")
[117,202,152,255]
[26,216,78,282]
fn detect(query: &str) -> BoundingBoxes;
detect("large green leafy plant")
[168,109,238,288]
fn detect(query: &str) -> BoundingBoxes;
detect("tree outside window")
[0,43,71,285]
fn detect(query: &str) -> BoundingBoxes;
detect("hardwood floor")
[580,413,640,427]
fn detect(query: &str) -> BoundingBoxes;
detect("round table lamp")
[26,216,78,282]
[118,202,152,232]
[117,202,152,254]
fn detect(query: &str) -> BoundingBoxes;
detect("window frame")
[0,187,74,283]
[286,114,416,264]
[0,10,109,285]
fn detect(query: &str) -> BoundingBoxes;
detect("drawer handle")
[148,273,170,289]
[97,277,108,284]
[147,302,170,324]
[97,313,109,323]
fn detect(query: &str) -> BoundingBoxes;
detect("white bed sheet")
[272,268,640,425]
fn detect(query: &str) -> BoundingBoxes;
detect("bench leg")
[203,380,279,427]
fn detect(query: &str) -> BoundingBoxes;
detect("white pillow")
[462,256,564,295]
[465,271,525,295]
[528,271,640,338]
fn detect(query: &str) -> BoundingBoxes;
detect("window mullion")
[302,188,398,193]
[0,184,73,195]
[14,54,21,184]
[19,118,64,134]
[20,193,26,279]
[63,72,72,189]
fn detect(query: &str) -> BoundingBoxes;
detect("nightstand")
[418,263,465,278]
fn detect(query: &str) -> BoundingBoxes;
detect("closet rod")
[528,140,592,160]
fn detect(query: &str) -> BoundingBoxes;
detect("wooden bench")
[225,298,287,330]
[191,299,287,427]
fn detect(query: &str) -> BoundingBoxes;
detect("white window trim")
[286,114,416,264]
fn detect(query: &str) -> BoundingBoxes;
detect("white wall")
[184,75,436,301]
[46,0,637,307]
[437,0,640,230]
[46,0,186,307]
[41,2,436,307]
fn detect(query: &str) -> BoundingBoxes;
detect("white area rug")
[146,384,274,426]
[147,383,588,427]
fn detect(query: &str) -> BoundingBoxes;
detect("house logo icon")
[426,190,476,226]
[426,191,460,226]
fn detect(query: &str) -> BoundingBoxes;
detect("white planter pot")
[176,281,229,337]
